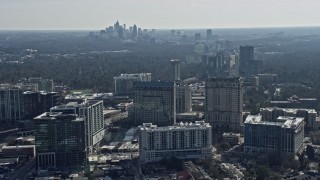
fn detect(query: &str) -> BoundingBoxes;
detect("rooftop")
[223,132,241,137]
[34,112,83,122]
[206,77,241,82]
[140,121,211,131]
[134,81,174,88]
[245,115,304,129]
[114,73,151,79]
[244,115,262,124]
[2,145,35,149]
[260,107,317,113]
[278,116,304,128]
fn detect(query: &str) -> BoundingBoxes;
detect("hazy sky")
[1,0,319,30]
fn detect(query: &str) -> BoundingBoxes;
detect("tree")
[298,152,306,170]
[256,166,270,180]
[219,142,231,151]
[283,159,299,170]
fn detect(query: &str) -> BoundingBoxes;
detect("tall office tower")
[244,115,304,155]
[117,26,124,39]
[139,121,212,163]
[207,29,213,40]
[216,51,224,70]
[0,85,24,126]
[195,33,201,41]
[133,81,176,126]
[205,77,243,132]
[201,54,208,66]
[229,54,240,77]
[114,73,152,97]
[22,91,59,120]
[23,91,40,119]
[138,28,142,36]
[50,100,104,153]
[170,59,181,81]
[114,20,120,31]
[132,24,138,40]
[39,92,60,113]
[176,85,192,113]
[239,45,254,71]
[34,113,86,170]
[207,55,217,73]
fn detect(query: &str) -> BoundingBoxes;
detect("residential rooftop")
[260,107,317,113]
[139,121,211,131]
[245,115,304,129]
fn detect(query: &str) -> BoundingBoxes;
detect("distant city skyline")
[1,0,320,30]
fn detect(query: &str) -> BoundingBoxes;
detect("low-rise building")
[176,112,204,122]
[222,132,241,146]
[1,145,35,158]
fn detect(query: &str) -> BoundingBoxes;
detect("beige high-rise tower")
[205,77,243,132]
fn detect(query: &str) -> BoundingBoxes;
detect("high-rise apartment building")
[133,81,176,126]
[114,73,152,97]
[244,115,304,155]
[79,100,104,153]
[205,77,243,132]
[34,113,86,170]
[139,121,212,163]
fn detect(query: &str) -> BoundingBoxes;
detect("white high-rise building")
[139,121,212,163]
[244,115,304,155]
[205,77,243,132]
[79,100,104,153]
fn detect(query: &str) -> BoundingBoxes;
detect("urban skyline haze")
[1,0,320,30]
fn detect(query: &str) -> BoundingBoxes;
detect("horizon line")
[0,25,320,31]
